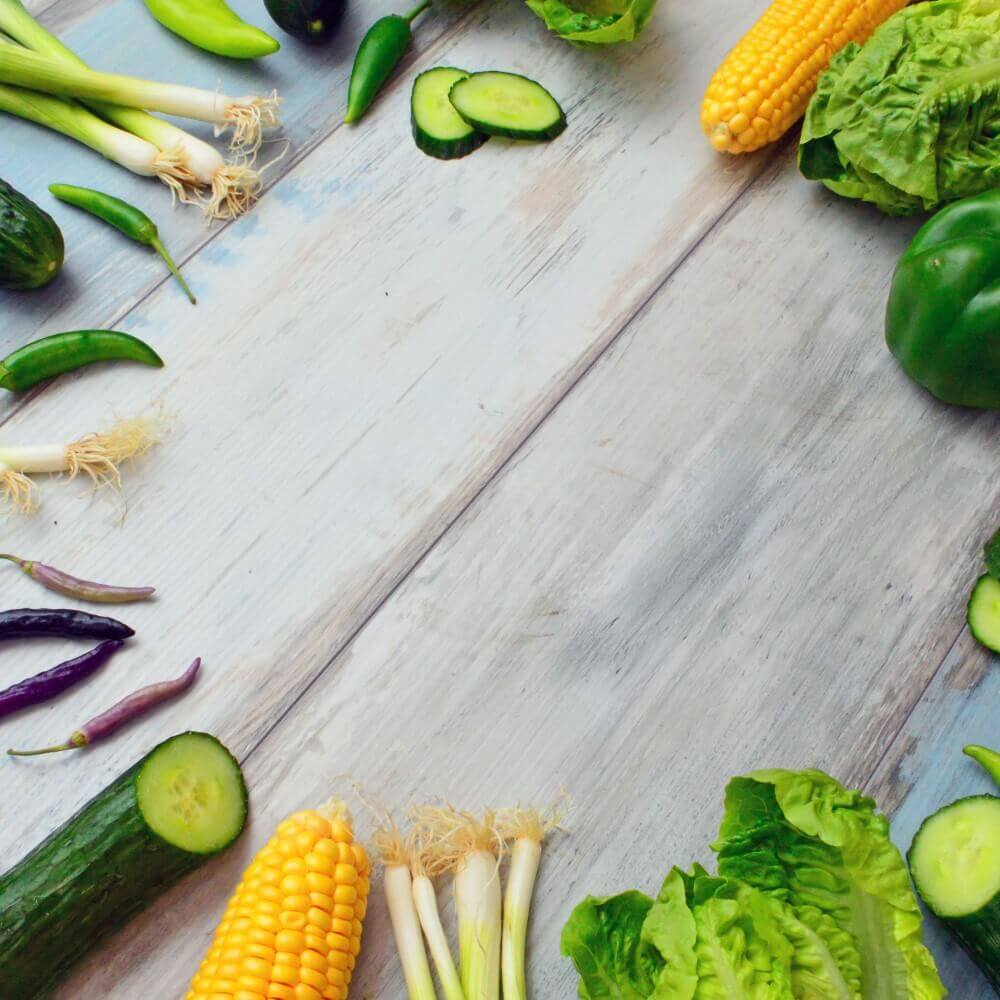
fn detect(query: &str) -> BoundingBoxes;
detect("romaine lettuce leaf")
[713,769,946,1000]
[799,0,1000,215]
[524,0,656,45]
[560,890,671,998]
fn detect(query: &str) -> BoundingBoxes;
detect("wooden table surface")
[1,0,997,996]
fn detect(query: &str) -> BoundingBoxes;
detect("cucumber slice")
[908,795,1000,990]
[969,574,1000,653]
[136,730,248,854]
[448,71,566,141]
[412,67,488,160]
[0,732,247,999]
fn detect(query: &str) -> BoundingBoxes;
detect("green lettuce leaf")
[560,890,670,998]
[523,0,656,45]
[799,0,1000,215]
[713,769,946,1000]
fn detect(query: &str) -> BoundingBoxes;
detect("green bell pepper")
[885,189,1000,410]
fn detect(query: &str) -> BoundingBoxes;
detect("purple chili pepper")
[0,640,123,719]
[8,657,201,756]
[0,553,155,604]
[0,608,134,641]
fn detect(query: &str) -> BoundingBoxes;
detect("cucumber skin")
[448,73,567,142]
[908,794,1000,993]
[0,732,247,1000]
[413,121,488,160]
[0,178,64,291]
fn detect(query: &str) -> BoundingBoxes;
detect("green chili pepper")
[344,0,431,124]
[49,184,197,305]
[0,331,164,392]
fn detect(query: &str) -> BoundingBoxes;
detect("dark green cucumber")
[0,178,64,290]
[986,527,1000,581]
[412,67,488,161]
[0,732,247,999]
[448,71,566,141]
[969,574,1000,653]
[908,795,1000,992]
[264,0,346,43]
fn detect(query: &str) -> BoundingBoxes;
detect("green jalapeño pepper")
[50,184,196,304]
[344,0,431,124]
[0,331,163,392]
[886,189,1000,410]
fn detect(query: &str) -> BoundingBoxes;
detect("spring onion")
[0,83,165,179]
[0,0,261,218]
[0,414,162,514]
[0,43,279,153]
[375,825,439,1000]
[497,807,562,1000]
[418,808,502,1000]
[411,834,466,1000]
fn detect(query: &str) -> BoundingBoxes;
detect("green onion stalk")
[0,0,273,218]
[375,825,440,1000]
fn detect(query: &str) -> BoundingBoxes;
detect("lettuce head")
[713,769,946,1000]
[799,0,1000,214]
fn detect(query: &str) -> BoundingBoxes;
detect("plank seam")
[860,624,966,804]
[0,0,488,433]
[233,139,791,768]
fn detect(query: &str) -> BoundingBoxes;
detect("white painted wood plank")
[868,633,999,997]
[0,0,476,340]
[35,152,999,997]
[0,0,770,880]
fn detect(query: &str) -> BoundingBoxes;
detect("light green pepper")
[142,0,280,59]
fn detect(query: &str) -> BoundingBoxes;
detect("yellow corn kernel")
[186,804,369,1000]
[701,0,909,153]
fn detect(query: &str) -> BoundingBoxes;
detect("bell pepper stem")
[403,0,431,22]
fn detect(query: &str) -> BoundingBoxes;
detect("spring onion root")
[0,414,163,514]
[415,808,502,1000]
[375,825,439,1000]
[496,806,564,1000]
[411,835,466,1000]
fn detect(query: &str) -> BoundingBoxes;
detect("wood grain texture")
[0,0,772,878]
[0,0,478,347]
[27,149,998,997]
[868,633,999,998]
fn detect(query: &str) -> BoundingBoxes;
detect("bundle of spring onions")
[0,413,162,513]
[0,0,279,219]
[375,803,562,1000]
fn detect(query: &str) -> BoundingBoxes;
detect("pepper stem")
[403,0,431,22]
[8,742,77,757]
[150,236,197,305]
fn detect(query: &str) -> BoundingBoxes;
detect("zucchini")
[0,178,64,290]
[969,574,1000,653]
[264,0,346,43]
[908,795,1000,992]
[448,71,566,141]
[412,67,489,160]
[0,731,247,999]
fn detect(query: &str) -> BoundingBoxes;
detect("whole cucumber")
[0,178,63,290]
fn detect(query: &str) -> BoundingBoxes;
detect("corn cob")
[186,803,370,1000]
[701,0,909,154]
